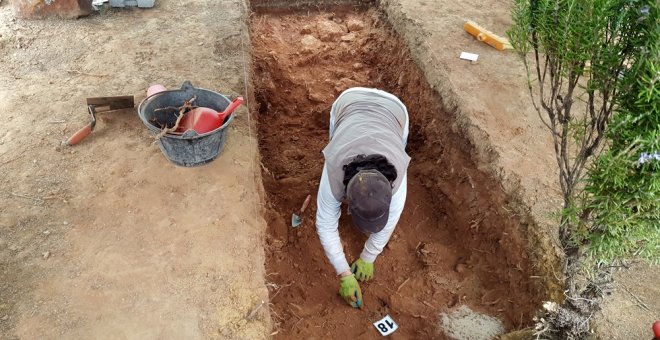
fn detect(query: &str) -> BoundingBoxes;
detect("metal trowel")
[291,194,312,228]
[66,96,135,146]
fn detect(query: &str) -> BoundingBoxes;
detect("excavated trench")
[250,5,544,339]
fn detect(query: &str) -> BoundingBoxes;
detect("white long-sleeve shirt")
[316,164,407,274]
[316,88,409,275]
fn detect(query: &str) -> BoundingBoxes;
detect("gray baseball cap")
[346,169,392,234]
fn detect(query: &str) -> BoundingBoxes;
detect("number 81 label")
[373,314,398,336]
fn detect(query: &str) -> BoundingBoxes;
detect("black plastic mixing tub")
[138,81,235,167]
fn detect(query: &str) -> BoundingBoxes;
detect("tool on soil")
[177,96,244,134]
[66,96,135,146]
[291,194,312,228]
[463,21,513,50]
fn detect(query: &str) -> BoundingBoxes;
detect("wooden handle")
[67,124,93,146]
[300,194,312,214]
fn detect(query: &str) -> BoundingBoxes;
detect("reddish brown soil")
[251,8,544,339]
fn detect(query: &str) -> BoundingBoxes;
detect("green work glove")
[339,274,363,308]
[351,258,374,282]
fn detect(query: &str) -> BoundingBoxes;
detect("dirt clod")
[340,33,356,42]
[301,34,322,53]
[454,263,466,274]
[316,20,347,42]
[300,24,313,34]
[346,18,365,31]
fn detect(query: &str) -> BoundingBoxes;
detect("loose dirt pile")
[440,305,506,340]
[251,8,544,339]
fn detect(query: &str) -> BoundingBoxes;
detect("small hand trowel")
[291,194,312,228]
[66,96,135,146]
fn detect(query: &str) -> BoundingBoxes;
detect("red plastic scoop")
[178,97,244,134]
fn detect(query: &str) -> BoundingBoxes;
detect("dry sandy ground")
[0,0,657,338]
[0,1,270,338]
[594,262,660,339]
[380,0,659,338]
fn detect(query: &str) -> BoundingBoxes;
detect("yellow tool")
[464,21,513,51]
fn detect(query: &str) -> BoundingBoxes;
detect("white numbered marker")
[373,314,398,336]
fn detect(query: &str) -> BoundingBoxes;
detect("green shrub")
[509,0,658,336]
[508,0,658,261]
[582,56,660,265]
